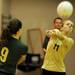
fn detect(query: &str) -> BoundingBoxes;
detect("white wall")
[2,0,11,16]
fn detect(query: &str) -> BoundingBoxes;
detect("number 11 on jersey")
[53,44,59,51]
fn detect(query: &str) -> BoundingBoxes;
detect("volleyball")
[57,1,73,18]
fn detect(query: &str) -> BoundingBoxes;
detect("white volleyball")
[57,1,73,18]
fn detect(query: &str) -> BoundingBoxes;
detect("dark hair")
[1,18,22,41]
[53,17,62,23]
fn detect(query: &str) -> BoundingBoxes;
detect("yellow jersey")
[42,29,74,72]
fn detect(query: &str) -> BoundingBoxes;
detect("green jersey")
[0,37,28,75]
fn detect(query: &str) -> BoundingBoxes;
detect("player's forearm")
[17,55,26,65]
[46,29,65,40]
[43,48,47,53]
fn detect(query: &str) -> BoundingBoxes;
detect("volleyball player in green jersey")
[41,20,74,75]
[0,18,28,75]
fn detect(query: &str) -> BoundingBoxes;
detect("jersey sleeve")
[63,37,74,52]
[19,44,28,55]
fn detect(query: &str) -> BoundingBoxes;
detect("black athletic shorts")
[41,69,66,75]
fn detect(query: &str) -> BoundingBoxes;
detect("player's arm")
[17,45,28,65]
[64,38,74,51]
[46,29,65,40]
[17,54,27,65]
[43,48,47,53]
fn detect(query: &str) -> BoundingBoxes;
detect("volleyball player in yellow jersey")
[41,20,74,75]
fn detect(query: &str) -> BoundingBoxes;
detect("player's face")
[54,19,63,30]
[63,21,74,34]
